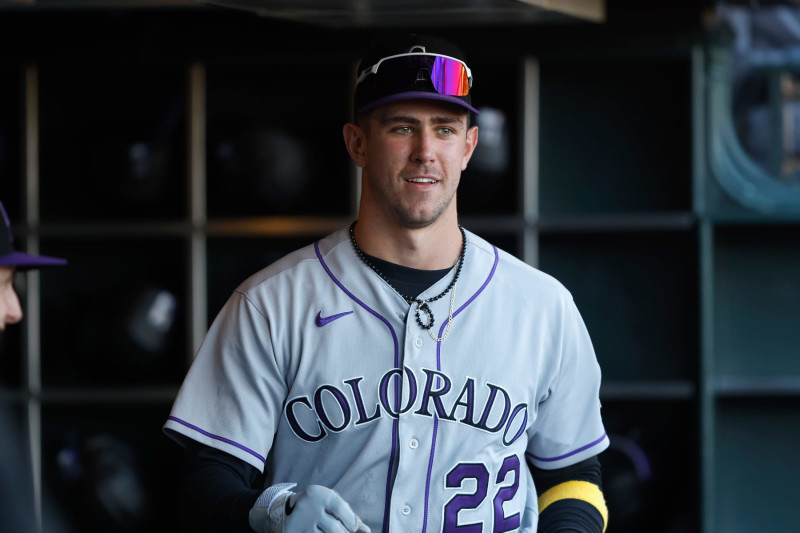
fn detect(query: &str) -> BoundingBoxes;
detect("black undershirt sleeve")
[530,456,606,533]
[177,440,264,533]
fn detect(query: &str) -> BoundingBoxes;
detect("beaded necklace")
[349,221,466,342]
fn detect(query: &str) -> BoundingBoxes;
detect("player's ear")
[461,125,479,171]
[343,122,367,168]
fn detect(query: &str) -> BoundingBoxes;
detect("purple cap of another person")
[0,201,66,269]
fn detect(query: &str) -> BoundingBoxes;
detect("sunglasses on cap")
[356,52,473,97]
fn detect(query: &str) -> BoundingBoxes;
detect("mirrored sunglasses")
[356,52,472,97]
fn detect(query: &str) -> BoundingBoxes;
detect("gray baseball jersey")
[164,227,608,533]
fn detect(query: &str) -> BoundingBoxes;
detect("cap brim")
[0,251,67,269]
[356,91,480,116]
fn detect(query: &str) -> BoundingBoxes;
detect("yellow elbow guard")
[538,480,608,532]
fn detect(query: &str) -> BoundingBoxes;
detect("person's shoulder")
[465,228,573,300]
[235,227,350,293]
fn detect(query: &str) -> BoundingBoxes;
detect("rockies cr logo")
[284,366,528,445]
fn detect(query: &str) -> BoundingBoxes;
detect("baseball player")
[164,34,609,533]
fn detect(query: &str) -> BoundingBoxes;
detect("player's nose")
[1,286,24,328]
[410,130,436,163]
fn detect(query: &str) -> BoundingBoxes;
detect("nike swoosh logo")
[315,310,353,327]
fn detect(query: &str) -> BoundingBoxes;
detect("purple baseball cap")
[0,201,66,269]
[354,34,479,116]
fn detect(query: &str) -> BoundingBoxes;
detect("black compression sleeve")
[531,457,606,533]
[531,456,602,494]
[177,441,264,533]
[536,501,605,533]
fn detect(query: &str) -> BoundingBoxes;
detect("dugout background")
[1,1,798,532]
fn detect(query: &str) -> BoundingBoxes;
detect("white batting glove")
[249,483,370,533]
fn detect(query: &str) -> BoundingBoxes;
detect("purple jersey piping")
[167,416,267,463]
[421,244,499,533]
[526,432,608,463]
[315,240,399,533]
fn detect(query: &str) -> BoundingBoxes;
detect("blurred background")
[0,0,799,531]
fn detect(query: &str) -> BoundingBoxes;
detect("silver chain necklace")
[348,222,465,342]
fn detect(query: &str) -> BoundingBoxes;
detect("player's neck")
[352,212,463,271]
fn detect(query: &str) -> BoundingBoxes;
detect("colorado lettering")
[284,367,528,445]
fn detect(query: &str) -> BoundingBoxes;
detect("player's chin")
[397,212,442,230]
[395,201,453,229]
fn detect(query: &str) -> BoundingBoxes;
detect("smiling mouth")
[406,177,438,184]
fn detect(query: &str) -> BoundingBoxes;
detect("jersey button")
[401,505,411,516]
[409,438,419,449]
[414,337,423,348]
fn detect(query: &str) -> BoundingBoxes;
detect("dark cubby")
[601,399,700,533]
[39,237,188,387]
[539,54,693,216]
[41,403,183,533]
[206,63,352,218]
[713,225,800,380]
[712,398,800,532]
[38,63,188,222]
[539,230,699,382]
